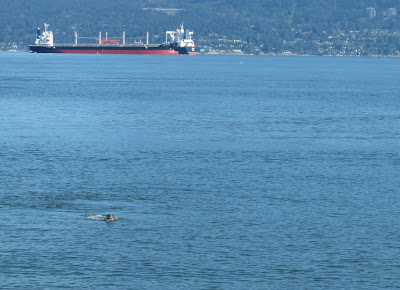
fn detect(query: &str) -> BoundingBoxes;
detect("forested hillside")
[2,0,400,55]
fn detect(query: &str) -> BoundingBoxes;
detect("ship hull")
[30,44,199,55]
[175,46,201,55]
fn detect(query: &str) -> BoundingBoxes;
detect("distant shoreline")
[2,49,400,57]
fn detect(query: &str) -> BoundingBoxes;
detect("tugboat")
[30,23,200,55]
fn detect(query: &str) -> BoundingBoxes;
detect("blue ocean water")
[0,53,399,288]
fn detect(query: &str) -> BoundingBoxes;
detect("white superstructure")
[166,24,195,48]
[35,23,53,46]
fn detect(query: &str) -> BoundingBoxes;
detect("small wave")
[83,214,106,221]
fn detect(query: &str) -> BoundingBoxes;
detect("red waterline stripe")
[54,49,179,55]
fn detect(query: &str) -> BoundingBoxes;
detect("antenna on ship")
[44,23,49,32]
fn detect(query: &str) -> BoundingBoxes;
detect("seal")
[84,213,119,222]
[105,214,117,222]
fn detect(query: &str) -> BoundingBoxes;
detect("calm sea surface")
[0,53,399,288]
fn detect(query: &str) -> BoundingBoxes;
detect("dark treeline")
[1,0,400,54]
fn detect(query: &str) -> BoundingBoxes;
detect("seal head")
[105,214,117,221]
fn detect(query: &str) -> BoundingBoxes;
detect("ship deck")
[30,43,168,48]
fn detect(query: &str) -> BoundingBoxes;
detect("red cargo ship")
[30,23,200,55]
